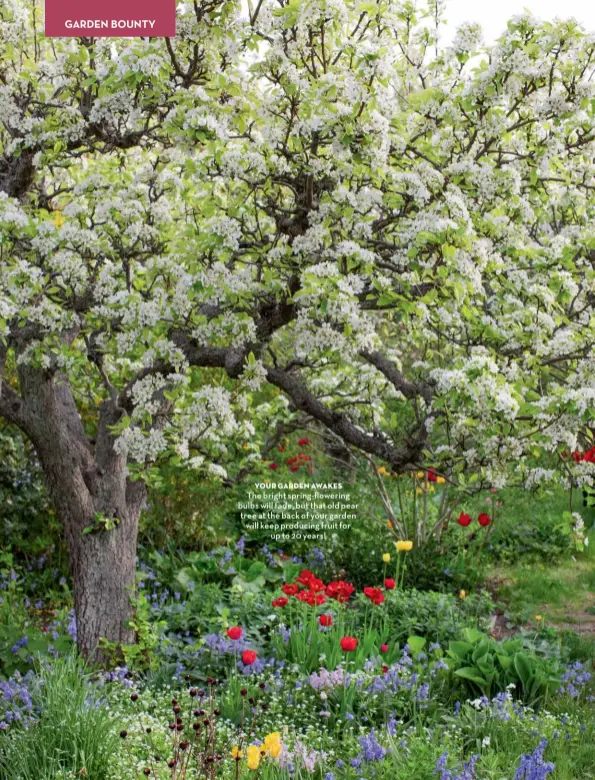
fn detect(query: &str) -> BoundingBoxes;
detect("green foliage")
[558,630,595,665]
[450,697,595,780]
[486,489,587,564]
[139,460,233,548]
[0,653,120,779]
[82,511,121,535]
[384,588,494,646]
[447,628,561,704]
[100,592,166,673]
[0,553,72,678]
[0,427,58,555]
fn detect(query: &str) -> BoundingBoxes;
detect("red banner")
[45,0,176,37]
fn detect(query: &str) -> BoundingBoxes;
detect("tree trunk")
[68,502,140,661]
[15,366,147,663]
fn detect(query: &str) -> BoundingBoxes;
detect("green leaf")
[448,641,472,661]
[245,561,266,582]
[454,667,488,686]
[513,652,534,688]
[407,635,426,655]
[497,654,513,671]
[232,574,266,593]
[175,568,197,591]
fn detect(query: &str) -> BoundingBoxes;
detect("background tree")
[1,0,595,661]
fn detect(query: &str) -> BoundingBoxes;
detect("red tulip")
[319,614,333,627]
[226,626,243,640]
[268,463,278,470]
[380,643,389,653]
[382,665,389,674]
[340,636,358,652]
[298,438,310,446]
[326,580,355,603]
[297,569,316,586]
[457,512,472,527]
[295,570,325,591]
[363,586,385,605]
[427,467,438,483]
[309,577,326,593]
[282,583,299,596]
[272,597,288,608]
[384,578,396,590]
[478,513,491,527]
[296,589,326,606]
[242,650,258,666]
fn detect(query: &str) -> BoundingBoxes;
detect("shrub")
[446,628,561,705]
[384,589,494,647]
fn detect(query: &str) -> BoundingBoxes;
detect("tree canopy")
[2,0,595,655]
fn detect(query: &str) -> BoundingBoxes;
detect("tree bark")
[12,366,146,663]
[68,502,141,661]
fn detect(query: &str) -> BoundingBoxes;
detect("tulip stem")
[396,480,406,539]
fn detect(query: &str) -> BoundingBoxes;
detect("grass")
[488,539,595,670]
[0,652,120,780]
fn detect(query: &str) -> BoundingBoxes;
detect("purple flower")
[235,536,246,556]
[67,611,77,642]
[354,729,388,764]
[308,548,325,569]
[261,545,275,566]
[237,657,266,676]
[434,752,479,780]
[514,740,555,780]
[279,624,291,644]
[11,636,28,655]
[415,682,430,702]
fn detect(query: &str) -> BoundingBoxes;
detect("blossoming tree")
[1,0,595,659]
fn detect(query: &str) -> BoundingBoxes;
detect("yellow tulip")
[264,732,282,759]
[268,742,282,759]
[416,471,424,479]
[231,746,243,759]
[247,745,261,770]
[377,466,389,477]
[415,487,423,496]
[243,443,250,450]
[459,590,466,599]
[535,615,542,622]
[395,540,413,552]
[436,476,446,485]
[382,553,391,563]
